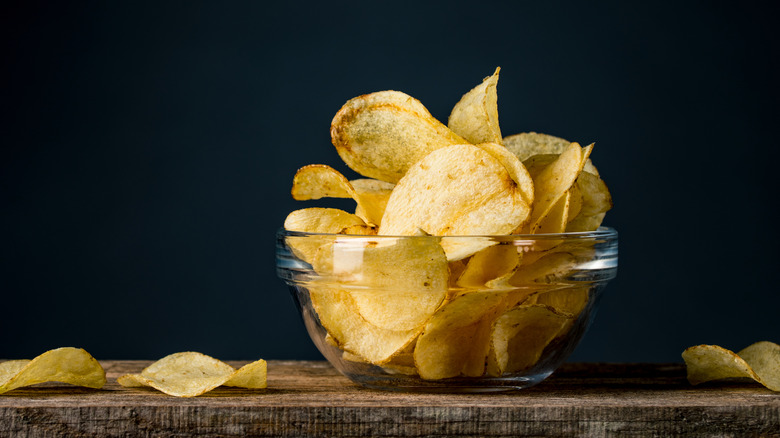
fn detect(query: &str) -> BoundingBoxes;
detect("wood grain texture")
[0,361,778,437]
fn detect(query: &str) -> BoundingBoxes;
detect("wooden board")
[1,361,778,437]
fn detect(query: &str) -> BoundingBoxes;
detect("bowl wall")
[277,228,617,392]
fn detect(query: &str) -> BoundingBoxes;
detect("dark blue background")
[2,1,778,361]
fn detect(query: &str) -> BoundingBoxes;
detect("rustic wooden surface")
[1,360,778,437]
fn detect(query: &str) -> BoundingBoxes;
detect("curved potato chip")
[331,90,467,183]
[534,286,590,316]
[350,178,395,226]
[291,166,394,226]
[117,352,267,397]
[510,251,578,286]
[309,286,421,364]
[448,68,502,145]
[566,171,612,232]
[682,342,780,391]
[291,164,357,201]
[522,143,590,234]
[284,208,367,263]
[474,142,534,205]
[316,236,448,331]
[379,144,531,260]
[0,347,105,394]
[414,291,508,380]
[504,132,572,162]
[487,304,573,376]
[457,244,520,288]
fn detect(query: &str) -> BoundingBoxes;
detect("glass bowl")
[276,227,617,392]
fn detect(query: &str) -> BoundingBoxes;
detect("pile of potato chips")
[284,68,613,380]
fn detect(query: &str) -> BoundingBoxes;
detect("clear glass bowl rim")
[278,226,617,241]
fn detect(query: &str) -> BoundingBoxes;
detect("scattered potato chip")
[682,341,780,391]
[117,352,267,397]
[487,304,574,376]
[0,347,106,394]
[379,144,531,260]
[331,90,467,183]
[448,67,502,145]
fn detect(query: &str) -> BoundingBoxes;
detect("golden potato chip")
[284,207,366,234]
[0,347,106,394]
[291,165,394,226]
[457,244,520,288]
[350,178,395,226]
[309,287,421,364]
[379,144,531,260]
[284,207,368,263]
[503,132,571,162]
[487,304,573,376]
[510,251,578,286]
[522,143,591,234]
[291,164,357,201]
[448,68,502,145]
[414,291,507,380]
[474,142,534,206]
[682,342,780,391]
[532,190,571,235]
[117,352,267,397]
[534,286,590,316]
[331,90,467,183]
[316,236,448,331]
[566,171,612,232]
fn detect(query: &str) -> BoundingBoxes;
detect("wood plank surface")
[1,361,778,437]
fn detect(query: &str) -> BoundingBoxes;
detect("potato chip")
[474,142,534,206]
[682,341,780,391]
[503,132,571,162]
[0,347,106,394]
[566,171,612,232]
[309,287,421,364]
[316,236,448,331]
[291,164,357,201]
[284,207,367,263]
[532,190,571,235]
[457,244,520,288]
[521,143,591,234]
[448,68,502,145]
[414,291,507,380]
[350,178,395,226]
[117,352,267,397]
[534,286,590,316]
[509,251,578,286]
[487,304,573,376]
[379,144,531,260]
[291,165,394,226]
[331,90,467,183]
